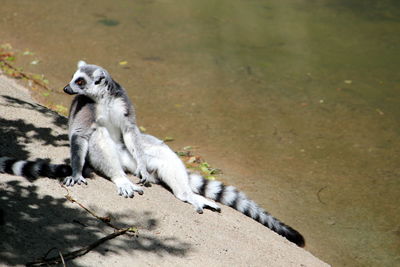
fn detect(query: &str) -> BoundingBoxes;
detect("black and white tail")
[0,157,71,180]
[188,173,305,247]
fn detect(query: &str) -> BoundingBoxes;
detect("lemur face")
[63,61,108,98]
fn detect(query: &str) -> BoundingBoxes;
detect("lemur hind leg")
[118,148,157,184]
[118,148,137,174]
[88,127,143,197]
[146,155,220,213]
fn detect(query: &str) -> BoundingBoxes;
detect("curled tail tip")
[286,228,305,247]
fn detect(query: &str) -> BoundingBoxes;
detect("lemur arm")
[122,124,150,183]
[64,134,89,185]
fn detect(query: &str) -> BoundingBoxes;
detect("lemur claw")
[63,175,87,186]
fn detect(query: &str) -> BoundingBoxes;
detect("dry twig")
[25,186,138,266]
[25,227,135,266]
[61,185,137,235]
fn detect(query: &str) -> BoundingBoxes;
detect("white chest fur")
[95,97,127,143]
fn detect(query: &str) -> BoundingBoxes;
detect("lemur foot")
[134,166,151,184]
[114,177,144,198]
[192,194,221,214]
[63,175,87,186]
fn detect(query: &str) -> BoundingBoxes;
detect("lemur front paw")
[114,177,144,198]
[63,175,87,186]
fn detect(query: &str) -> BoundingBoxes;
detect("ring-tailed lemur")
[0,61,305,247]
[62,61,148,198]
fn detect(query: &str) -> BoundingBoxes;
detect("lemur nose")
[63,84,75,95]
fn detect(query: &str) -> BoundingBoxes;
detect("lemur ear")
[93,69,106,85]
[77,60,87,68]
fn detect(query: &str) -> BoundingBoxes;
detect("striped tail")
[188,173,305,247]
[0,157,72,180]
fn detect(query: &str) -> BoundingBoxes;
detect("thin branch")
[61,185,137,235]
[26,227,135,266]
[25,186,139,266]
[41,247,58,260]
[58,250,66,267]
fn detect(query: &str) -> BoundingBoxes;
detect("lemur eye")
[75,78,86,86]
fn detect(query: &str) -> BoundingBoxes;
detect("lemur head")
[63,61,111,99]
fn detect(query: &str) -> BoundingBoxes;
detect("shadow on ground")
[0,181,190,266]
[0,95,191,266]
[0,95,69,159]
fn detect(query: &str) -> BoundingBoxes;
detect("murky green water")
[1,0,399,265]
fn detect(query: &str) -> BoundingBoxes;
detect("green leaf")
[127,227,138,233]
[23,50,34,56]
[209,168,222,175]
[176,151,190,157]
[163,136,174,142]
[199,162,211,174]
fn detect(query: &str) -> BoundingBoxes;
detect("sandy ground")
[0,74,328,267]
